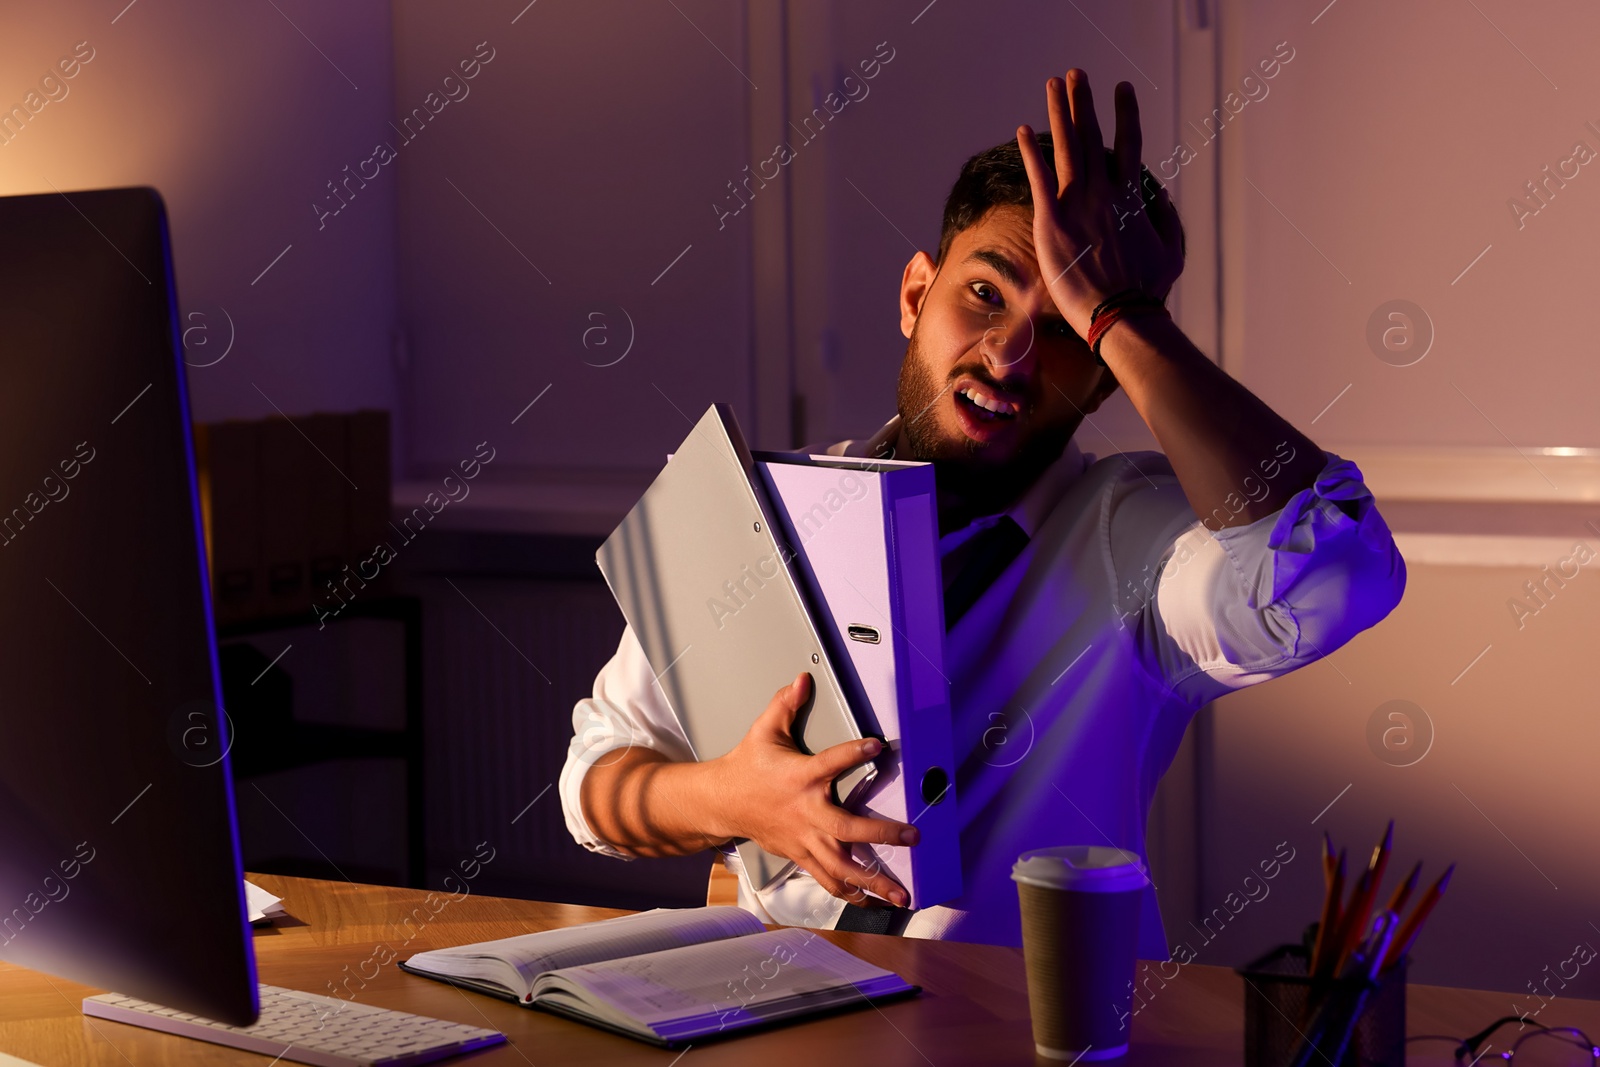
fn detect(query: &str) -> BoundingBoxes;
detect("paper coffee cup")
[1012,846,1149,1061]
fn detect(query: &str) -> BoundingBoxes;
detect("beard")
[895,320,1075,518]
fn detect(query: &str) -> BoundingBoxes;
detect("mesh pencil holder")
[1236,944,1407,1067]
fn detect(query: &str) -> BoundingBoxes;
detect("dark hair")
[934,131,1185,267]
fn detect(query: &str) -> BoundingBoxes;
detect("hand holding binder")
[710,671,916,908]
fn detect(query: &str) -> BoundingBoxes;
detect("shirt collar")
[815,413,1092,540]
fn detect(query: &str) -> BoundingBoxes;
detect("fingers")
[753,671,811,741]
[824,808,920,849]
[1066,70,1107,188]
[1113,81,1142,191]
[1148,173,1183,254]
[1015,125,1058,207]
[805,840,909,908]
[811,731,884,781]
[813,868,874,907]
[1045,75,1080,189]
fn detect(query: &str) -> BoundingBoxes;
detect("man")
[558,71,1405,955]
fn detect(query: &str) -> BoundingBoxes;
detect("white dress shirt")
[558,414,1406,957]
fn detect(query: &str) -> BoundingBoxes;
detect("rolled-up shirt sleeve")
[1112,449,1406,708]
[558,622,698,860]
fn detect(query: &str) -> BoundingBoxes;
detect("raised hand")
[1014,70,1184,340]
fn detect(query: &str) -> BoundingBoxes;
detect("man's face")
[894,204,1117,508]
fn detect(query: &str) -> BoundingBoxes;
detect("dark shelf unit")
[217,594,424,887]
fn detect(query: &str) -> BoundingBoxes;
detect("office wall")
[1220,0,1600,451]
[0,1,400,430]
[1189,0,1600,996]
[390,0,759,481]
[391,0,1188,487]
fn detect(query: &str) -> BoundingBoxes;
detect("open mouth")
[955,382,1019,421]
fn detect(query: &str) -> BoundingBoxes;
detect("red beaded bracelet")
[1085,290,1170,366]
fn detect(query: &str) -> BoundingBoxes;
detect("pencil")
[1382,860,1421,919]
[1309,847,1346,974]
[1381,862,1456,973]
[1368,820,1394,900]
[1328,865,1374,978]
[1348,823,1391,950]
[1330,822,1393,977]
[1311,831,1334,956]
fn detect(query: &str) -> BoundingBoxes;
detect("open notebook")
[398,906,918,1047]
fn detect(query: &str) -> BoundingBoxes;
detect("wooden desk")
[0,874,1584,1065]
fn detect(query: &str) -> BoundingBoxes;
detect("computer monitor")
[0,187,257,1025]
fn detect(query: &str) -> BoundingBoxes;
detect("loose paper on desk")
[244,880,288,924]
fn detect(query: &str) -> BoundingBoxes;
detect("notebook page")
[546,927,909,1030]
[410,906,765,995]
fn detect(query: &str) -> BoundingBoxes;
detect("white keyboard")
[82,983,505,1067]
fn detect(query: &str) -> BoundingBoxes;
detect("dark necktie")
[940,514,1030,630]
[834,514,1029,934]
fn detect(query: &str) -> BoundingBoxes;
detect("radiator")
[411,565,712,909]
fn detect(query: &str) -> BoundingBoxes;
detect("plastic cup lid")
[1011,846,1150,893]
